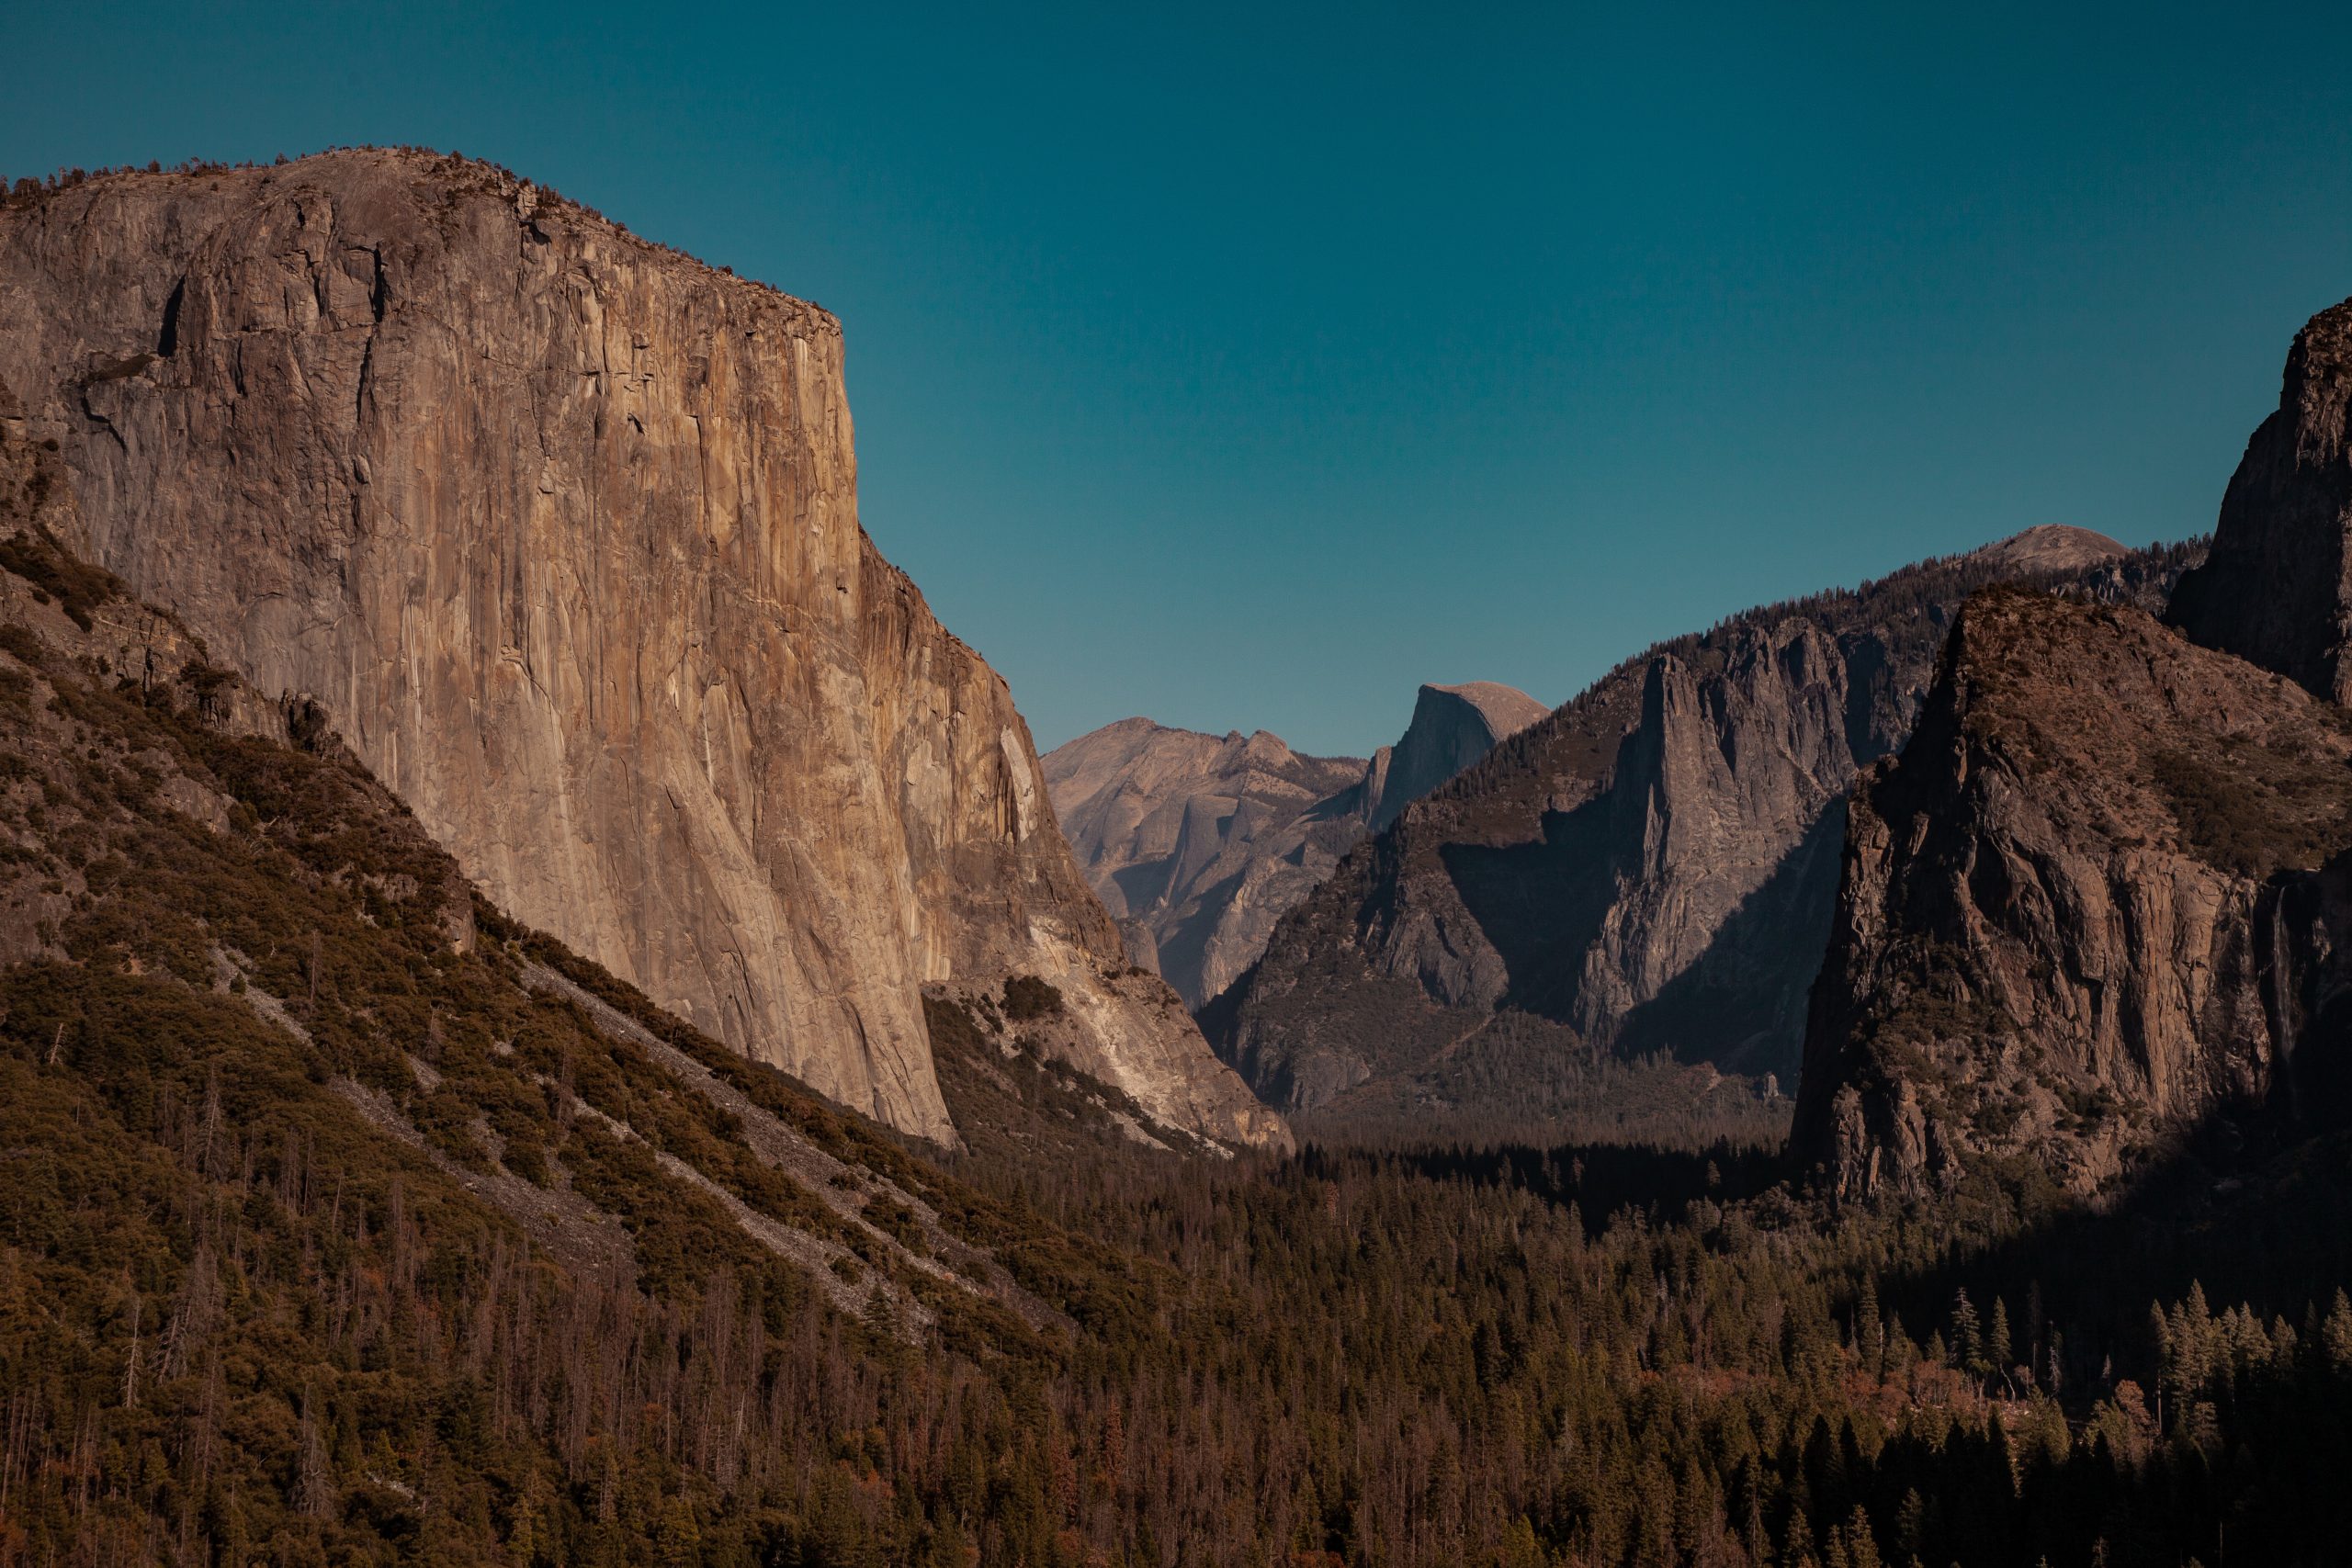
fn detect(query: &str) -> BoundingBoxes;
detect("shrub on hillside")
[1002,974,1064,1021]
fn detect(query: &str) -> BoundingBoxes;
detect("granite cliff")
[0,407,1065,1335]
[1790,589,2352,1200]
[0,151,1283,1151]
[1368,681,1552,830]
[1209,527,2199,1125]
[1794,295,2352,1201]
[1044,681,1545,1010]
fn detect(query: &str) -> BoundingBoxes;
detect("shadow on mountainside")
[1437,789,1848,1081]
[1607,802,1849,1077]
[1147,865,1246,1006]
[1437,790,1629,1021]
[1299,1134,1787,1237]
[1866,1106,2352,1396]
[1826,1122,2352,1568]
[1108,855,1177,919]
[1430,789,1853,1086]
[1834,827,2352,1353]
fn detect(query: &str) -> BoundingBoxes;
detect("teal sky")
[8,3,2352,756]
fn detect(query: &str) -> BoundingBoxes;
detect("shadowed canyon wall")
[1796,293,2352,1201]
[2168,299,2352,704]
[1792,589,2352,1200]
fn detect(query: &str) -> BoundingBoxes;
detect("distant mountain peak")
[1369,682,1549,830]
[1972,524,2127,574]
[1043,682,1543,1008]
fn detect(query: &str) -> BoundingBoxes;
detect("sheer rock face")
[1044,682,1545,1010]
[2168,298,2352,701]
[0,151,1284,1152]
[1369,682,1552,830]
[1791,590,2352,1201]
[1212,530,2199,1122]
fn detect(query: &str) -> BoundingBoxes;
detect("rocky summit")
[1210,526,2200,1126]
[1045,680,1545,1010]
[1367,681,1553,830]
[0,152,1283,1152]
[1796,295,2352,1203]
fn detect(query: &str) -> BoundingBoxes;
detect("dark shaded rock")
[1792,589,2352,1201]
[2168,298,2352,700]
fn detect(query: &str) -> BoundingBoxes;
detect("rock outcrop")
[1211,528,2201,1125]
[1790,589,2352,1201]
[1044,681,1545,1010]
[0,152,1284,1151]
[2167,297,2352,702]
[0,411,1097,1348]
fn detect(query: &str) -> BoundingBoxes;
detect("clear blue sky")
[9,3,2351,756]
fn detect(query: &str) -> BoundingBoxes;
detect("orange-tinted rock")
[0,152,1283,1151]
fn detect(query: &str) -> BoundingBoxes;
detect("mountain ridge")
[1792,586,2352,1201]
[1794,295,2352,1203]
[1043,678,1545,1009]
[1207,524,2200,1129]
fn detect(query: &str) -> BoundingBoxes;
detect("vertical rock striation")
[0,151,1284,1150]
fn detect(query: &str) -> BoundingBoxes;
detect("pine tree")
[1894,1488,1926,1559]
[1952,1290,1984,1379]
[1843,1504,1883,1568]
[1786,1505,1817,1568]
[2323,1289,2352,1376]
